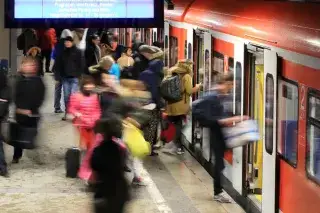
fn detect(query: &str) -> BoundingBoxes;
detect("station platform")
[0,75,245,213]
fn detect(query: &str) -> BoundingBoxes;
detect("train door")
[261,49,277,213]
[191,29,203,153]
[246,45,265,207]
[202,32,212,162]
[164,22,169,67]
[246,45,278,213]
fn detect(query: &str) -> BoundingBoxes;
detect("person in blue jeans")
[52,29,73,114]
[54,36,85,120]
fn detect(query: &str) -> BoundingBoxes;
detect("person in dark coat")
[85,34,101,74]
[138,45,164,156]
[91,114,129,213]
[52,29,73,114]
[54,36,85,120]
[0,71,11,177]
[12,56,46,164]
[127,42,149,80]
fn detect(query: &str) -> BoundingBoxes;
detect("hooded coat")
[139,59,164,108]
[166,60,193,116]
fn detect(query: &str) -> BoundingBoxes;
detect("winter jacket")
[37,28,57,50]
[166,61,193,116]
[85,42,101,71]
[18,29,38,55]
[68,92,101,128]
[127,53,149,80]
[54,46,85,80]
[109,63,121,81]
[14,74,45,115]
[0,71,11,119]
[139,59,164,108]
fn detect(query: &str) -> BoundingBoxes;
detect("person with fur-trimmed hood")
[26,46,43,76]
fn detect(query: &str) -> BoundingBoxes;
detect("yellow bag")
[123,122,151,158]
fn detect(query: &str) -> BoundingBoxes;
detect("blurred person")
[91,114,129,213]
[85,34,101,74]
[52,29,73,114]
[192,73,249,203]
[68,75,101,184]
[163,60,202,155]
[89,55,120,87]
[12,57,46,164]
[0,71,11,177]
[37,28,57,73]
[54,36,85,120]
[127,42,149,80]
[26,46,43,76]
[17,28,38,56]
[138,45,164,156]
[117,47,134,70]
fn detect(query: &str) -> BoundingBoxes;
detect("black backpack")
[160,73,185,103]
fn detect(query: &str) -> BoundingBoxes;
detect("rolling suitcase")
[65,147,81,178]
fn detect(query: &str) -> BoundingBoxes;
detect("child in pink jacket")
[68,75,101,183]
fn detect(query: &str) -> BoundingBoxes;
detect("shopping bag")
[6,121,38,149]
[224,120,260,149]
[122,122,151,158]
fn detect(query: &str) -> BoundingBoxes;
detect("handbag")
[122,122,151,158]
[7,121,38,149]
[224,120,260,149]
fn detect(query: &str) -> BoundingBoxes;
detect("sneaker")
[176,148,185,155]
[12,158,19,164]
[213,192,232,203]
[132,177,147,186]
[55,109,64,113]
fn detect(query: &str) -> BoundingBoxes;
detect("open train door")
[262,49,278,213]
[232,41,245,194]
[164,22,170,67]
[202,32,212,162]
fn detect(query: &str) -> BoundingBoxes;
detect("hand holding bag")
[7,121,38,149]
[224,120,260,149]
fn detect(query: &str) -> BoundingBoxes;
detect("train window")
[235,62,242,115]
[169,36,178,67]
[165,35,169,67]
[188,43,192,60]
[228,57,234,72]
[204,50,210,91]
[265,74,274,155]
[185,40,187,59]
[277,80,298,166]
[211,51,224,84]
[307,92,320,182]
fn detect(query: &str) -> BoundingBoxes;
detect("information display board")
[5,0,163,28]
[14,0,154,19]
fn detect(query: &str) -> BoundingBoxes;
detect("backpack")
[17,33,25,50]
[160,73,185,103]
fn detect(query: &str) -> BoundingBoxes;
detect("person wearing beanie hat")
[138,45,165,156]
[54,34,85,120]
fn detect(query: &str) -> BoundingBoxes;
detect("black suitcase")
[7,121,38,149]
[65,147,81,178]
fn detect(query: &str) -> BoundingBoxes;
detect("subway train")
[112,0,320,212]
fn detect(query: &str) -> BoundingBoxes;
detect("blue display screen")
[14,0,154,19]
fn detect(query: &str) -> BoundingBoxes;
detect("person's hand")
[74,112,82,117]
[196,83,203,91]
[16,109,32,115]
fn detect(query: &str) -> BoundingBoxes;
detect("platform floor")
[0,75,245,213]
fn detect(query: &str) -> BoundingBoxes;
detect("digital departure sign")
[5,0,163,28]
[14,0,154,19]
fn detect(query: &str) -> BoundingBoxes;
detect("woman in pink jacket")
[68,75,101,183]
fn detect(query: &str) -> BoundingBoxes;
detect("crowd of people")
[0,28,244,212]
